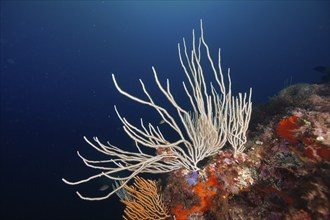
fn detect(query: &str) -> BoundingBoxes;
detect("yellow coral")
[121,177,170,220]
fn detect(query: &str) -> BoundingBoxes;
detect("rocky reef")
[160,83,330,219]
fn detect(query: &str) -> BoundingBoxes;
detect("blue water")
[1,1,329,219]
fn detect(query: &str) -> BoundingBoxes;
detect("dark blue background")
[1,1,329,219]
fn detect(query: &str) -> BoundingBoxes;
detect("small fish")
[159,119,165,124]
[313,66,330,83]
[99,184,109,191]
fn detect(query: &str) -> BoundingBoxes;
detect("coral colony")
[63,21,330,219]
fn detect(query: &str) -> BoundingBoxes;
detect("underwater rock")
[161,83,329,219]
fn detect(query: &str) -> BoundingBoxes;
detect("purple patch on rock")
[185,171,198,186]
